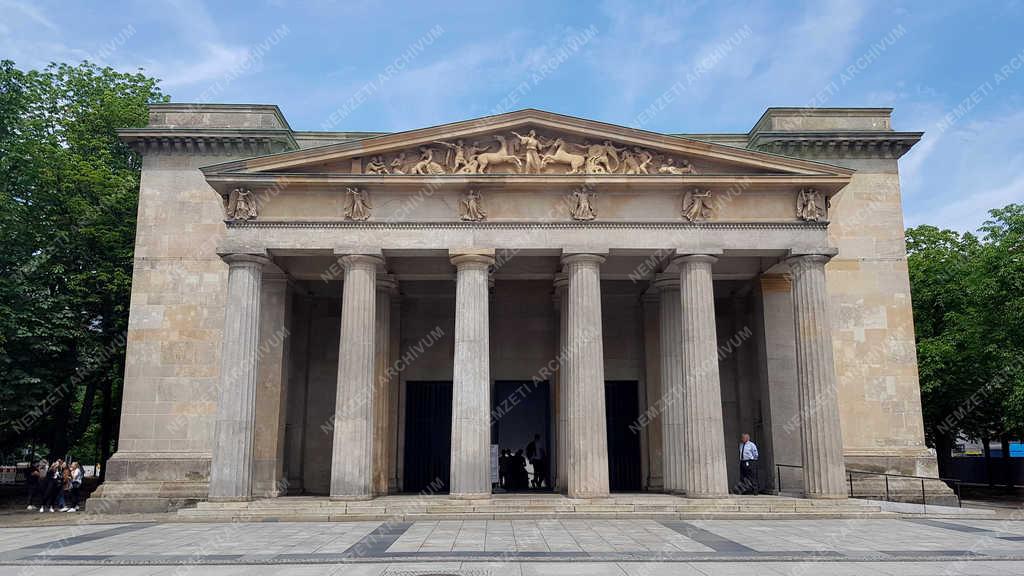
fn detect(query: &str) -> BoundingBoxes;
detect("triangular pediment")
[201,109,852,178]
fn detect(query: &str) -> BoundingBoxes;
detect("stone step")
[176,509,890,522]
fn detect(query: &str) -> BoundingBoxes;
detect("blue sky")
[2,0,1023,232]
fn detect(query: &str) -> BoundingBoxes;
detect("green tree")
[0,60,166,469]
[976,205,1024,438]
[908,204,1024,475]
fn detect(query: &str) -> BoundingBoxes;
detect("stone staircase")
[176,493,889,522]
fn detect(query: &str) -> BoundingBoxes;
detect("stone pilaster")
[562,253,610,499]
[788,253,847,498]
[675,254,729,497]
[209,253,270,501]
[655,274,685,493]
[552,273,569,493]
[373,275,397,496]
[330,253,383,500]
[449,250,495,499]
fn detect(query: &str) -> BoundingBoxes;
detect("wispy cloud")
[0,0,58,32]
[905,110,1024,232]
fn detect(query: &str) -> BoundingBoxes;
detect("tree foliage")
[908,204,1024,455]
[0,60,166,465]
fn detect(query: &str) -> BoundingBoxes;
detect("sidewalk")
[0,517,1022,574]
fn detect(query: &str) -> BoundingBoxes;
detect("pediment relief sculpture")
[344,187,372,221]
[682,188,714,222]
[796,188,826,222]
[360,129,699,176]
[223,187,258,221]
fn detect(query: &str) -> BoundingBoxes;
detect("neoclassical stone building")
[94,104,934,512]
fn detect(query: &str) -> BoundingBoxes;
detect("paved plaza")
[1,517,1023,574]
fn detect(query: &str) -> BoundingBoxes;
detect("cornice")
[749,131,922,160]
[227,219,829,231]
[118,128,297,156]
[201,172,853,196]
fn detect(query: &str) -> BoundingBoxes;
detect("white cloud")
[904,111,1024,232]
[142,42,253,88]
[0,0,58,32]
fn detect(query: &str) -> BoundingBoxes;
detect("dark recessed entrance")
[493,380,552,492]
[605,380,642,492]
[403,380,452,494]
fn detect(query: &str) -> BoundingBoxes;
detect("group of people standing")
[498,434,550,491]
[25,458,84,513]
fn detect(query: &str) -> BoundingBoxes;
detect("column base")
[449,491,492,500]
[804,492,848,500]
[684,492,729,499]
[208,496,253,503]
[329,494,375,501]
[568,491,610,499]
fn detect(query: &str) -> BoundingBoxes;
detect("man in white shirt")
[738,433,759,495]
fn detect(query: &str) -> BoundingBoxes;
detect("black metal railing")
[775,463,962,509]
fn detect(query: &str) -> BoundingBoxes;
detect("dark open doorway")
[403,380,452,494]
[605,380,642,491]
[493,380,552,492]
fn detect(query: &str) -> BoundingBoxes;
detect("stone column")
[788,253,847,498]
[553,273,569,493]
[373,275,397,496]
[562,253,610,499]
[449,250,495,499]
[209,253,270,501]
[655,274,685,494]
[330,253,383,500]
[675,254,729,497]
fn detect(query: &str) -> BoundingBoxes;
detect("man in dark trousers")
[738,433,760,495]
[526,433,541,488]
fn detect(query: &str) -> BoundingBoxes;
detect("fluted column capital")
[220,253,271,267]
[338,253,385,271]
[450,254,495,269]
[553,272,569,290]
[376,274,399,293]
[561,252,606,268]
[672,253,719,267]
[653,273,681,291]
[785,252,835,269]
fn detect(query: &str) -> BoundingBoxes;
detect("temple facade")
[94,104,936,512]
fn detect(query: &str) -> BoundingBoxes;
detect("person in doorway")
[498,449,511,490]
[738,433,760,495]
[526,434,541,488]
[535,447,549,489]
[511,449,528,490]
